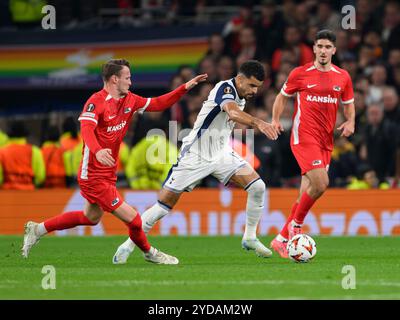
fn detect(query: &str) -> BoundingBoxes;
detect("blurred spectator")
[177,65,196,82]
[41,126,71,188]
[388,48,400,68]
[255,0,285,60]
[168,74,187,126]
[329,134,358,187]
[393,66,400,90]
[340,52,358,80]
[198,56,218,84]
[356,0,380,33]
[235,27,262,68]
[381,1,400,53]
[355,75,370,93]
[131,111,169,147]
[274,71,288,92]
[352,88,368,149]
[126,134,178,190]
[198,82,213,101]
[361,103,397,182]
[292,1,310,35]
[366,64,388,103]
[0,130,8,147]
[347,164,390,189]
[204,33,228,61]
[9,0,46,29]
[382,86,400,123]
[363,31,384,61]
[271,25,314,72]
[60,116,82,151]
[252,108,281,186]
[311,1,341,32]
[217,56,236,81]
[280,0,297,26]
[358,44,377,70]
[0,121,45,190]
[222,3,254,55]
[334,31,351,64]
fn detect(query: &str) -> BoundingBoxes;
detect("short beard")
[319,59,328,65]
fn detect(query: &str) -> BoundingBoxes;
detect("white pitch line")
[59,279,400,288]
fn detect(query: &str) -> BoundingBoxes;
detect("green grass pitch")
[1,235,399,299]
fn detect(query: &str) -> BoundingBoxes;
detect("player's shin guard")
[126,214,151,253]
[42,211,96,234]
[243,178,266,240]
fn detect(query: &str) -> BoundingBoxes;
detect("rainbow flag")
[0,38,208,88]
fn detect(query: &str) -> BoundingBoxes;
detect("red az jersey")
[281,62,354,151]
[77,85,186,182]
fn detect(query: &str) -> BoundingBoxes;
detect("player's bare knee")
[88,214,102,225]
[89,217,101,225]
[312,180,328,197]
[84,211,102,225]
[159,188,180,208]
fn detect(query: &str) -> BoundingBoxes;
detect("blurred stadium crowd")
[0,0,399,190]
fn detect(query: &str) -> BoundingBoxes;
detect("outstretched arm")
[144,74,208,112]
[223,102,278,140]
[271,92,290,133]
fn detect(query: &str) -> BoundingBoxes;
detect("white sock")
[276,234,288,242]
[142,202,170,233]
[243,179,266,240]
[145,246,156,256]
[123,202,171,251]
[36,223,48,236]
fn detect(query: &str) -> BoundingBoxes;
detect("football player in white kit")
[113,60,279,264]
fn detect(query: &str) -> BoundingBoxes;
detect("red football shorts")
[291,144,332,176]
[79,180,123,212]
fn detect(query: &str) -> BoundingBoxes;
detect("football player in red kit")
[22,59,207,264]
[270,30,355,258]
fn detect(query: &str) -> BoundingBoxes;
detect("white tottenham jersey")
[181,78,246,161]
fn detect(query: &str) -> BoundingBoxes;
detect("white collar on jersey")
[310,62,341,74]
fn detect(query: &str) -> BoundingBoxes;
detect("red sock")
[279,202,298,239]
[293,192,316,225]
[44,211,96,233]
[126,214,151,252]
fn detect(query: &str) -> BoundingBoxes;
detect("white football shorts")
[162,148,252,193]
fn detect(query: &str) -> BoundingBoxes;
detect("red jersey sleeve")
[129,84,187,113]
[341,71,354,105]
[78,95,104,154]
[281,67,301,97]
[78,96,103,125]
